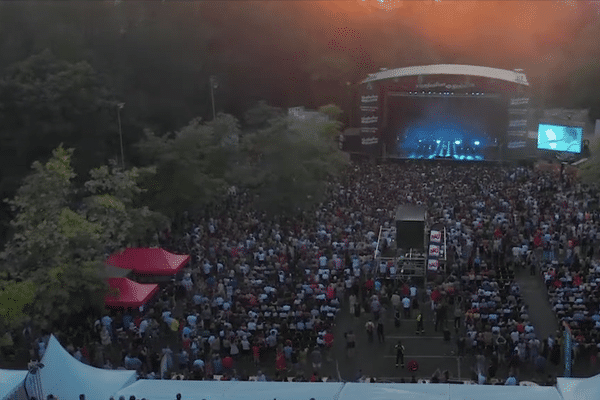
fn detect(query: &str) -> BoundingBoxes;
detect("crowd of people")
[25,160,600,385]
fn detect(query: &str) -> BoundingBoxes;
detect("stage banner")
[564,321,573,377]
[506,96,532,159]
[360,81,381,152]
[428,244,440,257]
[427,224,446,272]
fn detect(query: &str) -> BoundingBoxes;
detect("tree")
[0,49,119,248]
[0,145,169,332]
[82,160,169,254]
[136,114,240,219]
[237,103,349,215]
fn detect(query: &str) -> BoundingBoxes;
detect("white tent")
[338,382,449,400]
[0,369,27,400]
[448,382,564,400]
[113,380,570,400]
[557,374,600,400]
[114,380,345,400]
[28,335,137,400]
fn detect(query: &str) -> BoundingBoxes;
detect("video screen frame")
[537,123,583,154]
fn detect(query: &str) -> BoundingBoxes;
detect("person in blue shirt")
[505,374,517,385]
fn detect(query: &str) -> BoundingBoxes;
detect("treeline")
[0,95,347,336]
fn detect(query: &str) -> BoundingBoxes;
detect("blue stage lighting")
[474,141,480,146]
[436,140,441,144]
[455,140,461,145]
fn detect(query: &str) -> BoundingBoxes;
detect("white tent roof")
[339,382,449,399]
[115,380,345,400]
[448,382,563,400]
[30,335,137,400]
[0,369,27,400]
[113,380,569,400]
[557,374,600,400]
[362,64,529,86]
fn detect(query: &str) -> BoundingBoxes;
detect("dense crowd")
[26,160,600,385]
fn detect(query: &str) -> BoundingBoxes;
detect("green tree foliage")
[238,104,349,215]
[0,49,119,246]
[0,278,35,330]
[0,146,168,331]
[1,146,76,274]
[0,49,118,182]
[137,115,240,219]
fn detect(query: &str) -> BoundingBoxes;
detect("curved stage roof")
[362,64,529,86]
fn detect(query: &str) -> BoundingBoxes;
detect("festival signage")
[427,259,439,270]
[361,137,379,145]
[508,119,527,128]
[510,97,529,106]
[428,245,440,258]
[361,95,378,103]
[360,105,378,113]
[360,127,378,134]
[361,116,378,124]
[415,82,475,90]
[430,230,441,243]
[507,129,527,137]
[507,141,526,149]
[564,321,572,377]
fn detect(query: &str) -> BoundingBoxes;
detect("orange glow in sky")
[304,1,587,51]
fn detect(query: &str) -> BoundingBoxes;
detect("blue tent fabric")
[0,369,27,400]
[31,335,137,400]
[115,380,345,400]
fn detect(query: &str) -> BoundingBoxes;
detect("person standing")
[416,311,424,335]
[365,320,375,343]
[402,296,411,319]
[371,296,382,321]
[324,330,334,362]
[377,320,385,343]
[395,340,405,368]
[311,346,323,371]
[391,292,401,312]
[344,330,356,358]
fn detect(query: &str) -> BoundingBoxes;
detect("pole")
[117,103,125,169]
[210,76,217,121]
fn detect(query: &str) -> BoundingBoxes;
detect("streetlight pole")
[210,76,218,120]
[117,103,125,169]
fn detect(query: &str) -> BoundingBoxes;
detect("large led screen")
[537,123,582,153]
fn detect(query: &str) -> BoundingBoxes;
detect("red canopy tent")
[106,248,190,276]
[105,277,160,308]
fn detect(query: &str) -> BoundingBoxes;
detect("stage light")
[455,140,461,145]
[474,141,480,146]
[436,140,441,144]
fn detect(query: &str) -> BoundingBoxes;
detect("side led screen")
[537,123,582,153]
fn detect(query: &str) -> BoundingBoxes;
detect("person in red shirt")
[402,284,410,297]
[252,343,260,366]
[326,284,335,300]
[276,349,286,373]
[516,323,525,334]
[310,371,320,382]
[324,330,334,361]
